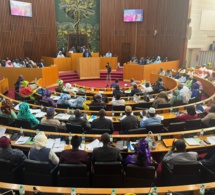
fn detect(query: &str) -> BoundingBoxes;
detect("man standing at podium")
[83,48,92,57]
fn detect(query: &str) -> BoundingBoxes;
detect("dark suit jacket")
[121,115,139,133]
[83,51,92,57]
[92,145,122,163]
[201,154,215,172]
[68,117,91,132]
[91,118,114,133]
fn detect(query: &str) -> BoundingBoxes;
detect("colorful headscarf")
[18,102,31,116]
[21,80,29,87]
[1,99,13,115]
[134,138,151,167]
[57,79,63,86]
[60,93,69,100]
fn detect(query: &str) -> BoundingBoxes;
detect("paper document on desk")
[46,139,55,148]
[54,113,71,120]
[35,112,46,118]
[72,87,79,92]
[14,104,20,111]
[207,136,215,145]
[105,116,112,120]
[51,96,60,101]
[88,115,97,122]
[129,141,138,151]
[86,139,103,150]
[0,127,6,138]
[30,109,41,114]
[15,136,30,145]
[184,138,201,146]
[52,139,65,152]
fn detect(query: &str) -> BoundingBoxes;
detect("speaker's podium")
[77,57,100,79]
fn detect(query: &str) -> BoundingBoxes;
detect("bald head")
[99,109,106,118]
[101,133,110,145]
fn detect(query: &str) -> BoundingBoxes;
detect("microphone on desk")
[166,191,184,195]
[33,187,44,195]
[0,190,15,195]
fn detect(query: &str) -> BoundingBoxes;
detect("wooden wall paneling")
[0,0,56,61]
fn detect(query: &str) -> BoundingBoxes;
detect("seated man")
[83,48,91,57]
[105,50,112,57]
[121,106,138,133]
[140,107,162,128]
[162,139,198,169]
[200,148,215,173]
[110,79,120,88]
[130,78,136,86]
[60,135,89,165]
[178,83,191,104]
[91,109,114,133]
[130,84,141,96]
[0,136,27,167]
[68,109,91,132]
[57,51,65,58]
[92,133,122,162]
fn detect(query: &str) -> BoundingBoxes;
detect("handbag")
[145,131,157,149]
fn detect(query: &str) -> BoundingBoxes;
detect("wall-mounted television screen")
[10,0,32,17]
[123,9,143,22]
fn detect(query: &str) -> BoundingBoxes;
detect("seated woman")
[55,79,65,92]
[42,90,55,107]
[175,106,198,122]
[19,80,36,100]
[191,83,200,99]
[14,75,24,92]
[56,93,73,107]
[142,82,153,94]
[158,68,165,76]
[165,69,172,77]
[17,102,39,127]
[152,91,169,108]
[125,138,155,167]
[0,99,17,122]
[169,89,182,106]
[28,131,59,168]
[64,83,76,97]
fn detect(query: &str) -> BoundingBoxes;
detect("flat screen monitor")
[123,9,143,22]
[10,0,32,17]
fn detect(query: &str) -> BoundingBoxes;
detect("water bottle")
[71,188,76,195]
[36,129,40,135]
[72,109,74,116]
[19,185,25,195]
[120,112,123,117]
[34,77,37,84]
[200,128,204,138]
[170,106,173,113]
[20,127,24,136]
[152,186,158,195]
[85,94,87,99]
[199,184,205,195]
[82,133,85,145]
[110,134,113,142]
[69,132,72,145]
[41,104,44,111]
[111,188,116,195]
[128,96,130,101]
[112,110,115,117]
[157,134,161,143]
[67,107,70,114]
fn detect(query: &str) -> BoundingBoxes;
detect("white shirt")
[180,86,191,103]
[111,99,125,106]
[106,52,112,57]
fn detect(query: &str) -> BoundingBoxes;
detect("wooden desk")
[123,60,180,82]
[77,58,100,79]
[0,78,9,94]
[1,181,214,195]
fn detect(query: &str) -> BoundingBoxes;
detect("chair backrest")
[0,158,13,172]
[185,118,202,130]
[15,118,32,129]
[209,119,215,127]
[112,105,126,111]
[36,124,57,132]
[125,164,155,187]
[91,128,111,134]
[188,97,198,104]
[146,124,164,133]
[168,122,186,132]
[66,123,84,133]
[127,128,147,134]
[57,104,70,109]
[39,100,50,107]
[58,164,88,177]
[0,115,11,125]
[134,102,152,110]
[94,162,123,175]
[24,159,51,174]
[157,103,171,108]
[89,106,104,111]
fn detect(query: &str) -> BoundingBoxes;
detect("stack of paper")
[88,115,97,122]
[30,109,41,114]
[51,96,60,101]
[35,112,46,118]
[184,138,201,146]
[15,136,30,145]
[86,139,103,150]
[207,136,215,144]
[54,113,71,120]
[52,139,66,152]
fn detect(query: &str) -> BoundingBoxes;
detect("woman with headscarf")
[125,138,152,166]
[28,131,59,168]
[55,79,65,92]
[14,75,24,92]
[56,93,73,107]
[64,83,76,97]
[152,91,169,108]
[17,102,39,127]
[0,99,17,122]
[169,89,183,106]
[42,89,55,107]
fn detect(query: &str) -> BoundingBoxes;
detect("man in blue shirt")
[140,107,162,128]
